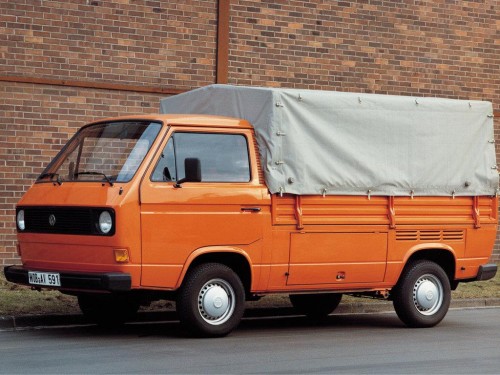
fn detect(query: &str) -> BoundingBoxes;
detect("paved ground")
[1,308,499,374]
[1,297,499,330]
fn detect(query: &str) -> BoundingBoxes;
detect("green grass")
[452,270,500,299]
[1,265,499,316]
[0,276,80,316]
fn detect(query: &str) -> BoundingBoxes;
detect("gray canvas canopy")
[160,84,498,197]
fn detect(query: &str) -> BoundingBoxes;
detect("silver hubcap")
[198,278,235,325]
[413,274,443,316]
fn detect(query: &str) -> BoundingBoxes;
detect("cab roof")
[88,114,253,129]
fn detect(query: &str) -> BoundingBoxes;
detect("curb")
[1,298,499,331]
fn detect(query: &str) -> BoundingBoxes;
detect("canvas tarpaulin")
[160,84,498,197]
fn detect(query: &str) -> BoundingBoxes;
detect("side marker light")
[114,248,129,263]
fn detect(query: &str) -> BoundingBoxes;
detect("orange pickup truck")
[4,86,498,337]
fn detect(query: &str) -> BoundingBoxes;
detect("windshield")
[37,121,162,184]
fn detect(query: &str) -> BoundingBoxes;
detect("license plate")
[28,271,61,287]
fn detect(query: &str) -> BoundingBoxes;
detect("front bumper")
[4,265,131,292]
[475,263,497,281]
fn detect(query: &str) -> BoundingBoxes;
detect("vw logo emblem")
[48,214,56,227]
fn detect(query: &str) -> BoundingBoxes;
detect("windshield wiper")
[74,171,114,186]
[38,172,62,185]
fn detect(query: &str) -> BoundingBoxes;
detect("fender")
[403,243,457,263]
[391,243,457,283]
[174,246,253,289]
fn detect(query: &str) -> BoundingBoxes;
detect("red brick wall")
[229,1,498,100]
[1,0,499,263]
[0,0,217,89]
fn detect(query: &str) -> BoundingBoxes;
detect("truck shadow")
[37,311,405,340]
[238,311,404,332]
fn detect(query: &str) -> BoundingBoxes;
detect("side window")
[151,133,251,183]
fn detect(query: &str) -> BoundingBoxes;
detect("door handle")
[241,207,261,212]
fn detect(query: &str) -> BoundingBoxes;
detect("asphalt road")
[1,308,499,374]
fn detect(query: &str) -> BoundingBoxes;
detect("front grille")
[18,206,114,236]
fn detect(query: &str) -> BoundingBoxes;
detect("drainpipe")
[216,0,230,84]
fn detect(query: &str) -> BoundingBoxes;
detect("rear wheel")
[289,293,342,318]
[176,263,245,337]
[392,260,451,328]
[78,293,140,326]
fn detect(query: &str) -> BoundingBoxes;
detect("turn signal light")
[114,248,129,263]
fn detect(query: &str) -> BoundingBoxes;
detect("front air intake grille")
[18,206,115,236]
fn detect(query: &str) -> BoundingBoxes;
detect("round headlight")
[17,210,25,231]
[98,211,113,234]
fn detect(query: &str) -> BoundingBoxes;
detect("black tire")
[78,293,140,326]
[392,260,451,328]
[176,263,245,337]
[289,293,342,319]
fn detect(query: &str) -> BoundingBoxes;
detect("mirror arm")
[174,178,186,188]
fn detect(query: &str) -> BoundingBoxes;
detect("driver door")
[139,128,266,288]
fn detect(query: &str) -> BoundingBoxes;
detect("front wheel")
[392,260,451,328]
[176,263,245,337]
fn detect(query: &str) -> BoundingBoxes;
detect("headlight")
[17,210,25,231]
[98,211,113,234]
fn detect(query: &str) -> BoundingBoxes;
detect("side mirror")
[174,158,201,188]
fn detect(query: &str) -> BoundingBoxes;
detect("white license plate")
[28,271,61,287]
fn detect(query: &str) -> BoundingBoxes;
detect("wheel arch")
[176,247,253,296]
[399,245,457,288]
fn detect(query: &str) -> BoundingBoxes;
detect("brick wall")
[0,0,217,88]
[230,1,498,101]
[1,0,499,263]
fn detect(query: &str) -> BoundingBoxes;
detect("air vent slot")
[396,231,418,241]
[443,230,465,241]
[396,229,465,242]
[419,230,441,241]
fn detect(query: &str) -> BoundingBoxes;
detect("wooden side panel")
[272,195,296,225]
[272,194,497,228]
[393,196,496,226]
[272,194,390,226]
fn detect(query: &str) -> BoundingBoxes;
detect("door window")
[151,133,251,182]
